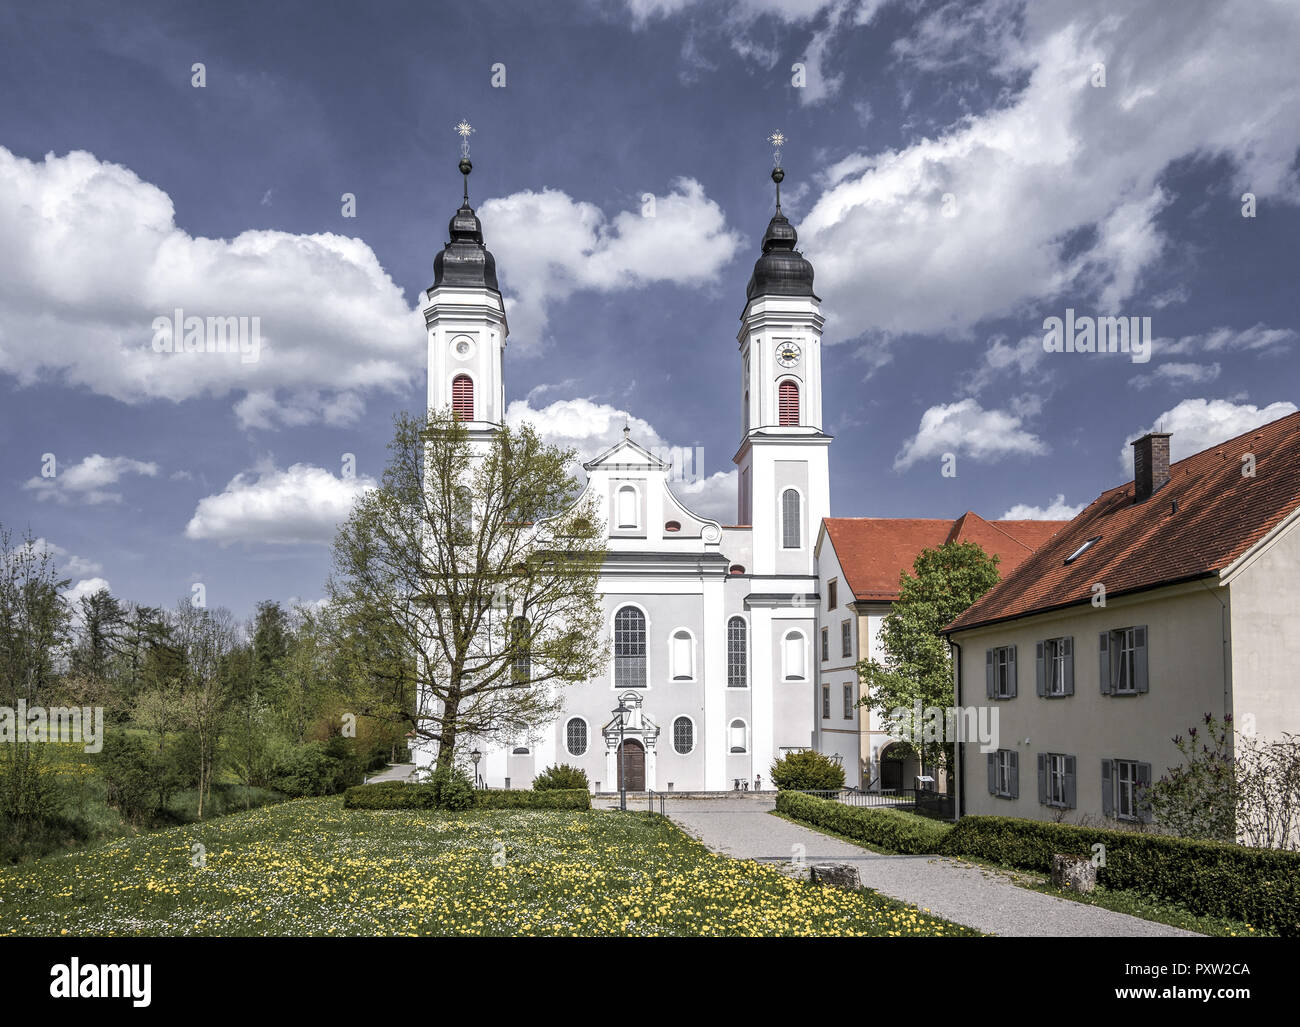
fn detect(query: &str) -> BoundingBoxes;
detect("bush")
[343,782,591,811]
[532,764,589,791]
[427,767,475,810]
[474,788,590,810]
[776,791,952,854]
[270,740,360,798]
[770,750,846,792]
[941,815,1300,936]
[99,732,165,826]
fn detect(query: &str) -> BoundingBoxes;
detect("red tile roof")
[946,411,1300,634]
[822,512,1067,602]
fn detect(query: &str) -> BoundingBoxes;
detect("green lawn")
[0,796,981,937]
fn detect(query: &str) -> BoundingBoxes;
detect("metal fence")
[789,787,954,820]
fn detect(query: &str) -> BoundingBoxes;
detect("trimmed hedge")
[775,791,952,855]
[940,816,1300,936]
[343,782,590,811]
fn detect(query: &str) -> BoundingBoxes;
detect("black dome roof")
[746,209,815,301]
[432,200,500,292]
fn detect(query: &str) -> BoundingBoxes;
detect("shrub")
[427,767,475,810]
[776,791,952,854]
[270,740,360,798]
[99,732,164,826]
[941,815,1300,936]
[532,764,589,791]
[770,750,846,792]
[474,789,590,810]
[343,783,591,811]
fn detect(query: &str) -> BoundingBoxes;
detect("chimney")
[1132,432,1171,501]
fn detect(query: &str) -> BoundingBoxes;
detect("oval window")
[729,564,746,575]
[665,520,681,532]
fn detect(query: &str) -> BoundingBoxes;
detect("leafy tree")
[856,541,1001,778]
[70,587,125,685]
[170,602,239,818]
[329,409,607,776]
[770,749,846,791]
[1146,714,1237,842]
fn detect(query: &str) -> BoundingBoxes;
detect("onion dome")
[745,166,815,301]
[431,157,500,292]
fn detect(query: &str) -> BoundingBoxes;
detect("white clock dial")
[452,337,475,360]
[776,342,801,367]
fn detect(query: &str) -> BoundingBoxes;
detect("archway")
[617,739,646,792]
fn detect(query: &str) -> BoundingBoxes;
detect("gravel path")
[363,763,419,784]
[663,796,1198,937]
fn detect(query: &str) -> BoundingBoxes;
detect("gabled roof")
[821,512,1067,602]
[946,411,1300,634]
[582,434,670,472]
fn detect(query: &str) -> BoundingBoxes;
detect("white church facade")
[411,156,857,791]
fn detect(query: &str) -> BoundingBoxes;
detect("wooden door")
[617,739,645,791]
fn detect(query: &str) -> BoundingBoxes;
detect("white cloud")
[894,398,1045,470]
[0,147,419,428]
[481,178,742,349]
[1000,494,1084,521]
[23,454,158,505]
[1118,398,1300,472]
[798,1,1300,341]
[185,463,376,545]
[1158,323,1297,357]
[1129,361,1221,391]
[65,577,112,608]
[964,334,1047,395]
[33,538,103,579]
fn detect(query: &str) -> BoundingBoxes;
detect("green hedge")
[343,782,590,811]
[775,791,952,855]
[941,816,1300,936]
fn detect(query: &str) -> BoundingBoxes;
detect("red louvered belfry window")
[778,380,799,426]
[452,375,474,421]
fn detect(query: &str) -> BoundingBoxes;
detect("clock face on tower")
[776,342,801,367]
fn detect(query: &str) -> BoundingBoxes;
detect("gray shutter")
[985,649,995,699]
[1037,752,1047,805]
[1008,750,1019,798]
[1008,645,1018,697]
[1137,761,1153,823]
[1134,626,1149,693]
[1099,632,1111,695]
[1101,759,1113,817]
[1064,755,1077,809]
[1035,641,1046,697]
[1062,637,1074,695]
[987,753,997,795]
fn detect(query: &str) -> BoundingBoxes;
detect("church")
[411,153,855,791]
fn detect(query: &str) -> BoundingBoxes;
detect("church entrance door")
[617,739,645,791]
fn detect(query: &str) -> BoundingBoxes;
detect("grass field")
[0,796,982,937]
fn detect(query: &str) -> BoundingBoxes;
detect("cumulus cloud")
[32,538,103,579]
[798,1,1300,341]
[481,178,743,349]
[963,334,1048,395]
[185,463,376,545]
[1001,494,1085,521]
[1118,398,1300,472]
[23,454,158,505]
[1129,361,1221,391]
[65,576,112,608]
[894,398,1045,470]
[0,147,420,428]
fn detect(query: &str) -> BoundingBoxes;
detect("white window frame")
[1048,753,1069,807]
[1114,758,1138,820]
[668,627,696,682]
[782,629,807,681]
[996,749,1015,797]
[1113,627,1138,694]
[993,646,1014,699]
[843,683,853,719]
[1045,637,1068,696]
[728,718,749,754]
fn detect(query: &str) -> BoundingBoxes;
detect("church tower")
[733,157,831,578]
[424,141,508,448]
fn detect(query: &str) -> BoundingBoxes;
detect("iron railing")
[788,787,955,820]
[645,790,666,815]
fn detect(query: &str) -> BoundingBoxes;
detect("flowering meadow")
[0,797,981,936]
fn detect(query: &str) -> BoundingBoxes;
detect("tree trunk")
[435,691,460,774]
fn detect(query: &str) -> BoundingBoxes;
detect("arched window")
[614,606,646,688]
[782,489,801,549]
[617,485,638,529]
[783,630,806,681]
[566,718,588,757]
[510,616,530,685]
[673,717,694,754]
[671,630,693,680]
[727,616,747,688]
[510,721,529,755]
[729,719,748,754]
[778,380,799,426]
[452,374,474,421]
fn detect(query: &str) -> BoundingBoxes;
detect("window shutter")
[1099,632,1111,695]
[987,753,997,795]
[1062,637,1074,695]
[1008,750,1019,798]
[985,649,995,699]
[1064,755,1077,809]
[778,380,800,426]
[1100,759,1113,817]
[451,374,474,421]
[1037,753,1047,805]
[1035,641,1045,697]
[1007,645,1017,697]
[1137,762,1153,823]
[1134,626,1148,693]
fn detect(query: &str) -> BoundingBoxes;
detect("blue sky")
[1,0,1297,619]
